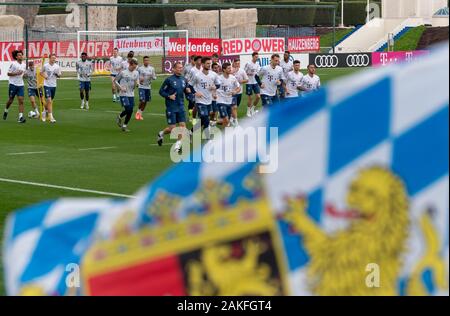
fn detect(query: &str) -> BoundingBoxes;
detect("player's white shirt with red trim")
[121,60,129,73]
[8,61,26,86]
[216,74,240,105]
[259,65,284,97]
[42,62,61,88]
[301,74,321,92]
[109,55,123,75]
[233,68,249,86]
[187,66,202,86]
[280,59,293,77]
[244,60,260,85]
[192,70,220,105]
[285,70,304,98]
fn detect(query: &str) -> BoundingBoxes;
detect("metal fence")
[0,2,338,44]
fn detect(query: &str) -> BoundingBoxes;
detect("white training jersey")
[192,70,220,105]
[121,60,130,72]
[188,66,202,86]
[259,65,284,97]
[8,61,26,86]
[115,69,139,97]
[280,59,293,77]
[184,63,194,78]
[24,68,37,89]
[216,74,240,105]
[110,55,123,75]
[244,61,260,85]
[285,71,304,98]
[138,65,157,90]
[76,60,93,82]
[301,74,321,92]
[232,68,248,95]
[42,63,61,88]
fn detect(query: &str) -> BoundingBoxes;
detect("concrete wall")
[3,0,40,26]
[383,0,448,19]
[336,18,406,52]
[432,17,450,27]
[0,15,24,41]
[175,9,258,39]
[82,0,117,31]
[0,0,119,34]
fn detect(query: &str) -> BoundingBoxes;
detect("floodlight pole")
[332,7,336,53]
[366,0,370,23]
[83,3,89,41]
[218,9,222,40]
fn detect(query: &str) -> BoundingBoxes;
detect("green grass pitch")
[0,67,361,294]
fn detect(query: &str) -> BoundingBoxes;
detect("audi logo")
[314,55,339,68]
[346,54,371,67]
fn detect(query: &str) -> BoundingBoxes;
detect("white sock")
[18,112,23,119]
[175,140,181,147]
[4,109,8,113]
[138,109,142,114]
[49,113,54,120]
[159,131,164,137]
[85,101,89,106]
[123,124,127,128]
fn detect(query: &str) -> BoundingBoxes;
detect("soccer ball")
[28,111,37,119]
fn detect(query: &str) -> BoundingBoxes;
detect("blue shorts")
[139,88,151,102]
[261,94,277,107]
[209,101,218,113]
[79,81,91,91]
[196,103,211,117]
[166,110,186,125]
[120,96,135,110]
[278,84,285,98]
[28,88,38,97]
[232,94,242,107]
[217,103,232,119]
[246,84,260,96]
[44,86,56,100]
[8,84,24,98]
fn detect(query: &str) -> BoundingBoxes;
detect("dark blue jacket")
[159,74,189,112]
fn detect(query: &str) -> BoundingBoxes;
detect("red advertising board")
[221,38,285,56]
[168,38,221,57]
[288,36,320,53]
[0,42,25,61]
[28,40,113,58]
[0,41,113,60]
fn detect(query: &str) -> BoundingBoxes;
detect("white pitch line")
[105,110,165,117]
[149,143,175,146]
[145,113,166,117]
[78,146,117,151]
[69,109,165,117]
[0,177,135,198]
[6,151,47,156]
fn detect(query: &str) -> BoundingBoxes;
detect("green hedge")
[37,6,67,15]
